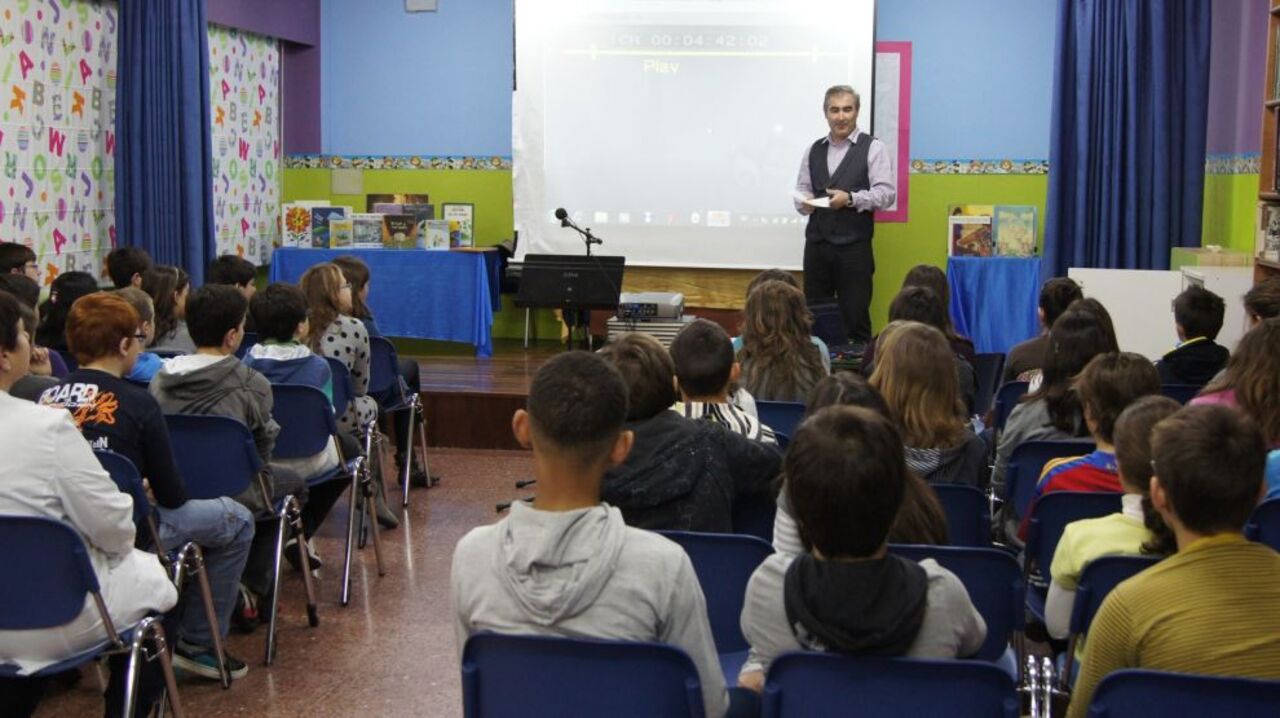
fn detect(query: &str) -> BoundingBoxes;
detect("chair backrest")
[756,401,806,440]
[94,450,154,531]
[889,544,1023,662]
[164,414,263,501]
[929,483,990,547]
[1025,491,1123,579]
[367,335,401,396]
[1068,555,1162,637]
[1246,497,1280,552]
[270,383,339,461]
[658,531,773,654]
[1159,383,1201,405]
[151,349,187,359]
[761,652,1019,718]
[971,353,1006,418]
[324,356,353,419]
[461,633,705,718]
[1089,669,1280,717]
[0,515,101,630]
[992,381,1028,433]
[1003,439,1096,519]
[235,331,260,360]
[772,431,791,451]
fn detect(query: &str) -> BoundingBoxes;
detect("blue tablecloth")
[947,257,1041,355]
[269,248,495,357]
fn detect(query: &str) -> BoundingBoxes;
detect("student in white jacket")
[0,292,176,716]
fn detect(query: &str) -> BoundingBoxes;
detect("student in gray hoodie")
[451,351,735,717]
[738,406,986,692]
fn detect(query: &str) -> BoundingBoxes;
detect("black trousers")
[802,238,874,344]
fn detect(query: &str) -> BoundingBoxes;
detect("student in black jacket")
[1155,285,1229,387]
[599,333,782,533]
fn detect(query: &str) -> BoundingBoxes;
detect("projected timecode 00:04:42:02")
[610,32,771,49]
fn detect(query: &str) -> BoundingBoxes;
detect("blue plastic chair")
[0,515,183,717]
[1003,439,1096,523]
[761,652,1019,718]
[461,633,705,718]
[772,431,791,451]
[930,483,991,547]
[369,336,433,507]
[1088,669,1280,717]
[992,381,1029,433]
[323,356,353,419]
[94,449,233,688]
[165,413,317,666]
[234,331,259,360]
[1022,491,1123,622]
[890,544,1023,670]
[1246,497,1280,552]
[271,383,384,607]
[756,401,806,441]
[659,531,774,683]
[1159,383,1201,405]
[972,353,1006,418]
[1059,554,1162,688]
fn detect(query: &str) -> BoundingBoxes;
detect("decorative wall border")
[910,159,1049,175]
[1204,153,1260,175]
[284,154,512,170]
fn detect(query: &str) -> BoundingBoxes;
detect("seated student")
[34,270,99,351]
[870,321,987,486]
[1004,277,1083,383]
[451,351,734,718]
[738,406,986,691]
[1017,352,1163,540]
[142,265,195,354]
[1044,395,1180,645]
[1155,285,1228,387]
[670,318,776,444]
[731,269,831,373]
[332,254,430,486]
[862,288,977,413]
[243,282,349,563]
[773,372,949,556]
[892,264,977,364]
[599,333,781,533]
[1244,276,1280,327]
[113,287,165,384]
[0,241,40,281]
[0,291,177,717]
[1066,405,1280,718]
[207,254,258,331]
[0,274,64,398]
[993,305,1119,498]
[36,293,254,680]
[299,262,398,529]
[1191,317,1280,447]
[105,246,153,289]
[737,279,829,402]
[150,285,305,621]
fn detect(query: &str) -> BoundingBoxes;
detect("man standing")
[795,85,896,348]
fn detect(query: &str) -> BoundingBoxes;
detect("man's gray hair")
[823,85,860,110]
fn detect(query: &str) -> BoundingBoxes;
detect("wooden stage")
[410,339,562,450]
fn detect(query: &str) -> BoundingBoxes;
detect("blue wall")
[319,0,1056,160]
[320,0,513,156]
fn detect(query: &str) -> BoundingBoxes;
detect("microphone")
[554,207,568,221]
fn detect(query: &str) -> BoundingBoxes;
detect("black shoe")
[284,538,322,574]
[397,462,430,488]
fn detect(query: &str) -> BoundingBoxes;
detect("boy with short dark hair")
[1066,404,1280,718]
[1004,277,1084,382]
[150,285,304,612]
[105,246,153,289]
[0,242,39,281]
[670,319,775,444]
[598,333,781,533]
[207,255,257,299]
[738,406,985,691]
[451,351,731,717]
[1155,285,1228,386]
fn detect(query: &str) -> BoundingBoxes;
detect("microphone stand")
[557,216,605,349]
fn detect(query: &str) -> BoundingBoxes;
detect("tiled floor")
[35,448,532,717]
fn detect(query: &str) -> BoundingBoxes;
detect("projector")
[616,292,684,320]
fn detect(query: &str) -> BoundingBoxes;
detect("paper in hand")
[792,191,831,208]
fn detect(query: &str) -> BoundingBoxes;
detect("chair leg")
[182,544,231,689]
[264,506,290,667]
[151,621,185,718]
[401,407,414,508]
[416,399,435,488]
[123,616,185,718]
[290,503,319,628]
[341,460,362,607]
[363,467,387,577]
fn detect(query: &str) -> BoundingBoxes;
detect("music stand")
[516,254,625,350]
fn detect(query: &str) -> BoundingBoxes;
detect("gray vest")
[804,134,874,246]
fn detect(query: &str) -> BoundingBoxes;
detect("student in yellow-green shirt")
[1067,405,1280,718]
